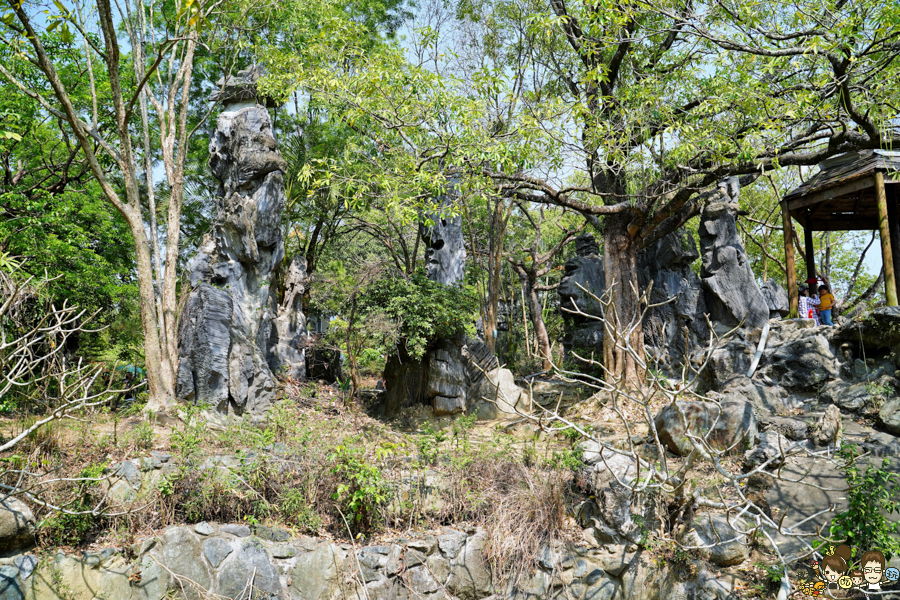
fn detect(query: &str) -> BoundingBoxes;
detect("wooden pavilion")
[780,149,900,316]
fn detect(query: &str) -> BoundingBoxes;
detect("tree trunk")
[602,213,645,386]
[128,211,172,412]
[524,276,552,371]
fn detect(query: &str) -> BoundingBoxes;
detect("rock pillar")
[176,67,306,416]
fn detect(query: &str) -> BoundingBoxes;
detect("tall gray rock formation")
[383,181,523,418]
[699,179,769,331]
[637,228,710,367]
[559,233,606,359]
[176,67,305,416]
[421,205,466,286]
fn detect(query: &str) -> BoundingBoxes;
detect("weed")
[417,422,448,466]
[171,404,208,462]
[127,421,154,450]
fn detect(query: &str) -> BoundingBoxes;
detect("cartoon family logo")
[797,544,899,597]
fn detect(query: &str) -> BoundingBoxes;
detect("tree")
[262,0,900,387]
[0,0,256,411]
[507,205,584,371]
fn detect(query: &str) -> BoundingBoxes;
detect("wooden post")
[887,187,900,287]
[876,171,898,306]
[804,221,816,285]
[782,202,799,318]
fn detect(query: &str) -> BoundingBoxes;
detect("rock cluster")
[0,523,741,600]
[559,179,769,368]
[383,185,526,418]
[176,68,306,417]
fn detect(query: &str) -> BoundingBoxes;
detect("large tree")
[262,0,900,384]
[0,0,263,411]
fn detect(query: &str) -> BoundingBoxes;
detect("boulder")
[758,415,810,441]
[698,193,769,331]
[716,376,799,415]
[879,397,900,436]
[446,532,493,599]
[701,339,756,392]
[743,431,794,471]
[473,367,527,418]
[0,498,34,554]
[811,405,842,447]
[682,514,749,566]
[819,378,894,415]
[756,334,840,391]
[290,543,345,600]
[760,278,789,318]
[654,399,758,456]
[578,445,660,542]
[830,306,900,351]
[154,527,212,600]
[216,540,281,599]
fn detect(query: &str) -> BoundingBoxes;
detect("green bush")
[329,440,389,534]
[357,271,479,360]
[826,444,900,560]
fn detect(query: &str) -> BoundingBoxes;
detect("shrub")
[328,441,389,534]
[826,445,900,560]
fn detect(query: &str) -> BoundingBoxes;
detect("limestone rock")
[290,543,344,600]
[217,540,281,599]
[654,399,758,456]
[637,228,710,367]
[203,537,233,568]
[879,397,900,436]
[559,234,605,359]
[155,527,212,600]
[743,431,794,471]
[268,255,308,380]
[699,196,769,331]
[177,83,303,417]
[473,367,526,418]
[756,334,840,391]
[427,339,468,416]
[421,187,466,286]
[0,498,34,554]
[760,278,789,318]
[175,283,233,410]
[682,514,749,566]
[701,339,756,392]
[578,448,640,540]
[716,375,799,415]
[758,415,810,441]
[0,565,22,600]
[811,405,842,447]
[446,532,493,600]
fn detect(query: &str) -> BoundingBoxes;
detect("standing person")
[818,284,835,326]
[799,284,821,325]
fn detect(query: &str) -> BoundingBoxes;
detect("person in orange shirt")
[818,284,835,326]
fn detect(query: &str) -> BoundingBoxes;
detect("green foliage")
[127,421,155,451]
[329,440,390,534]
[827,445,900,561]
[170,405,208,462]
[358,271,479,359]
[417,422,448,466]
